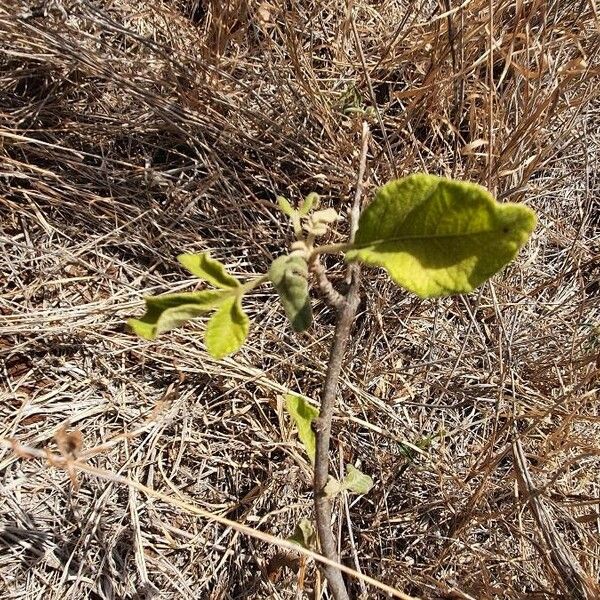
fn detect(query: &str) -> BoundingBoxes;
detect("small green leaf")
[285,393,319,464]
[342,464,373,495]
[177,253,240,289]
[277,195,296,217]
[128,290,229,340]
[204,296,249,359]
[324,476,343,498]
[299,192,320,215]
[345,174,536,298]
[324,467,373,497]
[269,255,313,332]
[288,518,317,549]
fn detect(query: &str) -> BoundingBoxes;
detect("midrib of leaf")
[352,225,510,247]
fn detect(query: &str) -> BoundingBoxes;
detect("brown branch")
[313,122,369,600]
[310,256,345,309]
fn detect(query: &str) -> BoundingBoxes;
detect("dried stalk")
[512,436,599,600]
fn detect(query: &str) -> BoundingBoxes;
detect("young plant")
[129,162,536,599]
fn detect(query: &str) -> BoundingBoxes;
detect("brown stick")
[313,122,369,600]
[310,256,345,309]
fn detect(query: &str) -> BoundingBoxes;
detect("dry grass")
[1,0,599,598]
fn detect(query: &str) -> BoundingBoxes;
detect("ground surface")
[1,1,599,599]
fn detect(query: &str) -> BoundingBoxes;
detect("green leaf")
[299,192,320,215]
[285,393,319,464]
[177,253,240,289]
[345,174,536,298]
[288,518,316,550]
[269,255,313,332]
[277,195,296,217]
[204,296,249,359]
[342,464,373,495]
[128,291,229,340]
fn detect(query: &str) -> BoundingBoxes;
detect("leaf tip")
[127,318,156,340]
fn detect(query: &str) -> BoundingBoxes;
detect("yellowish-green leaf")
[345,174,536,298]
[324,466,373,497]
[299,192,319,215]
[311,207,339,224]
[285,393,319,464]
[342,464,373,495]
[177,253,240,289]
[288,518,316,549]
[128,291,229,340]
[204,296,249,359]
[277,195,295,217]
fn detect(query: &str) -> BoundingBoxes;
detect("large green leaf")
[128,291,229,340]
[204,296,249,359]
[177,253,240,289]
[269,255,313,332]
[285,393,319,464]
[345,174,536,298]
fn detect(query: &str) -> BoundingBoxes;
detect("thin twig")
[512,435,599,600]
[1,438,419,600]
[313,123,370,600]
[310,256,345,309]
[350,18,396,177]
[350,122,370,244]
[341,445,368,598]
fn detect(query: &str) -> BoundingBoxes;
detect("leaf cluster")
[129,174,536,358]
[128,253,250,359]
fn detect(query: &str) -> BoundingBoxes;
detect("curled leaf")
[128,290,229,340]
[299,192,320,215]
[304,207,339,236]
[177,253,240,289]
[324,466,373,497]
[311,207,339,224]
[204,296,249,359]
[346,174,536,298]
[269,255,313,332]
[285,393,318,464]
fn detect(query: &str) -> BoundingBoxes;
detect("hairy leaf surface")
[346,174,536,297]
[269,255,313,332]
[204,296,249,359]
[299,192,319,215]
[178,253,240,289]
[128,291,229,340]
[277,196,295,217]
